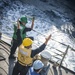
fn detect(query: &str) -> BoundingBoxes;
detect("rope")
[0,43,10,52]
[1,34,12,40]
[0,55,6,61]
[0,48,10,55]
[0,55,9,66]
[0,67,8,75]
[32,29,75,51]
[0,40,11,48]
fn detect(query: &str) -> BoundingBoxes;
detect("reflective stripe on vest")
[18,44,33,66]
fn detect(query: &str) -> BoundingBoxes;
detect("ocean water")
[0,0,75,72]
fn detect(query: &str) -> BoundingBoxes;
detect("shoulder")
[26,67,33,75]
[30,67,34,72]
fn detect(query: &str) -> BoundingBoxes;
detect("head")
[22,38,33,49]
[40,51,51,66]
[20,17,28,25]
[33,60,44,73]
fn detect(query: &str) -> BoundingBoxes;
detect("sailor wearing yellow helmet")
[11,24,51,75]
[9,16,35,59]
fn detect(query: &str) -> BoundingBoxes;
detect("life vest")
[18,44,33,66]
[29,67,40,75]
[13,22,26,40]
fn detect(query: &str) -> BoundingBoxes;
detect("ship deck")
[0,33,75,75]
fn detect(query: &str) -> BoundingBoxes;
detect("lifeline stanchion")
[59,45,69,67]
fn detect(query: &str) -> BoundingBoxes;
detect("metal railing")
[32,29,75,72]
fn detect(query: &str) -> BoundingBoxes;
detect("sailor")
[40,51,52,75]
[12,23,51,75]
[9,16,35,59]
[26,60,44,75]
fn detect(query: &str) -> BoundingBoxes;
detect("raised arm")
[17,19,20,29]
[31,17,35,29]
[23,17,35,33]
[31,34,52,57]
[44,35,51,45]
[16,19,22,46]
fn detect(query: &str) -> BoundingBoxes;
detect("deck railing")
[32,29,75,73]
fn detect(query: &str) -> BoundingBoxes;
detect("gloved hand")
[45,35,52,45]
[17,19,20,29]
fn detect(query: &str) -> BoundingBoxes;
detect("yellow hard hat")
[22,38,33,47]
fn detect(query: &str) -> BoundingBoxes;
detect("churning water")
[0,0,75,72]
